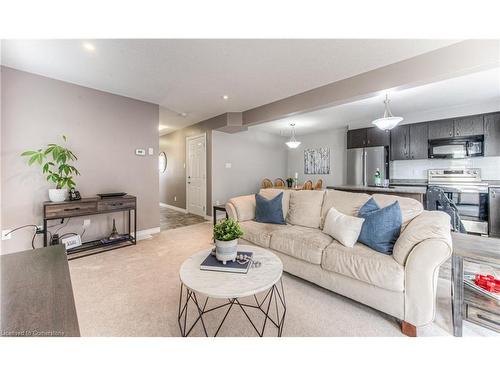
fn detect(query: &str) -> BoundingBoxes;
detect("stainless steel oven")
[429,136,483,159]
[428,168,489,235]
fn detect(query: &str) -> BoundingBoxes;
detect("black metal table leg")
[178,278,286,337]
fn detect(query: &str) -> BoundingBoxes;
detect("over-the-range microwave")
[428,136,484,159]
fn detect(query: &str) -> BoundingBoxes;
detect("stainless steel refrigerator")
[346,146,388,186]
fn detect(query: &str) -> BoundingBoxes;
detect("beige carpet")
[69,223,497,337]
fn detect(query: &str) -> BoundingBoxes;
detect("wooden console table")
[43,195,137,259]
[451,233,500,336]
[1,245,80,337]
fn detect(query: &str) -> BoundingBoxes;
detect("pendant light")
[285,123,301,149]
[372,94,403,131]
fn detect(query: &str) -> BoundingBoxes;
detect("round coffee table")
[178,245,286,337]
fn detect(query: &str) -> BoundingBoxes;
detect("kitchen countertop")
[390,179,428,186]
[327,185,428,194]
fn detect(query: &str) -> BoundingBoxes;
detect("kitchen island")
[327,184,427,205]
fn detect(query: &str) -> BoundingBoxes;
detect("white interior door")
[186,134,206,216]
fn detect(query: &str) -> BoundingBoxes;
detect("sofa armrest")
[393,210,452,266]
[404,238,452,326]
[226,202,238,220]
[226,194,256,222]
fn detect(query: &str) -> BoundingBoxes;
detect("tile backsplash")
[390,156,500,180]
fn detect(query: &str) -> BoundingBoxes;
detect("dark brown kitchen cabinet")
[390,125,409,161]
[409,123,429,159]
[484,113,500,156]
[347,128,367,149]
[428,119,454,139]
[453,115,484,137]
[366,127,390,147]
[347,127,389,149]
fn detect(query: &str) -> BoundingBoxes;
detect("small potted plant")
[21,135,80,202]
[286,177,294,188]
[213,218,244,264]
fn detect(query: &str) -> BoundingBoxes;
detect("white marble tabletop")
[179,245,283,299]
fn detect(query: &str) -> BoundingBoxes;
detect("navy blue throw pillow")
[255,192,286,225]
[357,198,402,254]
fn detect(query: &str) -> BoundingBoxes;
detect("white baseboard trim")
[136,227,160,241]
[159,202,187,213]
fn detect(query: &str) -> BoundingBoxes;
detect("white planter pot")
[215,239,238,265]
[48,188,68,202]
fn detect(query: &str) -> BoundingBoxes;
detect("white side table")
[178,245,286,337]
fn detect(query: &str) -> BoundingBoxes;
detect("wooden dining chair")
[274,178,285,188]
[314,179,323,190]
[261,178,273,189]
[303,180,313,190]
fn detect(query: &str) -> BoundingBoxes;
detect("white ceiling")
[254,68,500,136]
[1,39,459,132]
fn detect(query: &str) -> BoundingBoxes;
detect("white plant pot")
[215,239,238,265]
[48,188,68,202]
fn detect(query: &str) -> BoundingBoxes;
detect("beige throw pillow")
[322,207,365,248]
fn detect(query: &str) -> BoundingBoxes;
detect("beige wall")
[212,128,287,205]
[1,67,159,253]
[159,119,222,215]
[286,127,347,188]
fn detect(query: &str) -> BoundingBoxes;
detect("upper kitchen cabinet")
[428,119,454,139]
[428,115,484,139]
[484,112,500,156]
[453,115,484,137]
[390,122,428,160]
[409,122,429,159]
[366,127,390,147]
[390,124,409,161]
[347,127,389,149]
[347,128,367,149]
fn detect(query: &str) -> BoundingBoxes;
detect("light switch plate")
[225,163,232,169]
[135,149,146,156]
[148,147,154,155]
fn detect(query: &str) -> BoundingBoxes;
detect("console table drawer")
[466,305,500,333]
[45,201,98,218]
[98,199,136,212]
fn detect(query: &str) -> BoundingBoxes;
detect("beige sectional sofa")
[226,188,453,336]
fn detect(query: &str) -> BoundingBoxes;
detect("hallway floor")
[159,205,207,231]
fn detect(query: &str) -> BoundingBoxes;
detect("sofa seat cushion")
[270,225,333,265]
[239,220,289,248]
[322,241,405,292]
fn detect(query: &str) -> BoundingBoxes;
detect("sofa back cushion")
[320,190,371,228]
[287,190,325,228]
[227,194,256,222]
[371,194,423,230]
[259,188,291,219]
[255,192,286,224]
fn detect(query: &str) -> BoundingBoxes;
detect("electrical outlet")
[2,229,12,240]
[83,219,91,227]
[216,200,220,205]
[174,196,177,202]
[148,147,154,155]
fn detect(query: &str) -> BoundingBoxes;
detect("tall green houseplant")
[21,135,80,202]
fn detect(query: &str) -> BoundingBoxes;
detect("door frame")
[185,133,207,217]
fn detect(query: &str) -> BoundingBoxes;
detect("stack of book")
[200,250,253,274]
